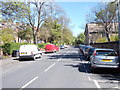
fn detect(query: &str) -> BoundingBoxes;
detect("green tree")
[1,2,29,21]
[87,2,117,42]
[75,32,85,44]
[18,26,33,43]
[1,28,14,44]
[62,27,73,45]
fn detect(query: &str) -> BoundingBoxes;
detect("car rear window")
[96,50,118,56]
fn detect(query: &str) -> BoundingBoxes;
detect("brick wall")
[91,41,119,55]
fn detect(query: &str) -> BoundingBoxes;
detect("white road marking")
[44,48,71,72]
[82,60,101,89]
[88,77,92,81]
[44,63,55,72]
[57,49,71,62]
[112,86,119,88]
[93,80,101,88]
[20,76,38,89]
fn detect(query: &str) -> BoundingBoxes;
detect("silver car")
[90,48,119,71]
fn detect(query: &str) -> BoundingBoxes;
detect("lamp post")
[118,0,120,56]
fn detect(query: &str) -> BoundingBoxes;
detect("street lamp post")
[118,0,120,56]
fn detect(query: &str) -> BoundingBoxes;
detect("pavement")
[0,57,19,67]
[0,49,46,67]
[1,46,120,89]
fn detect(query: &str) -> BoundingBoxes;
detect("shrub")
[2,43,34,55]
[2,42,51,55]
[37,42,51,49]
[96,37,107,43]
[110,35,119,41]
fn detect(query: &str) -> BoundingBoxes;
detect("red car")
[45,44,59,52]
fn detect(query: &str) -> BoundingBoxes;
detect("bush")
[2,43,34,55]
[110,35,119,41]
[37,42,51,49]
[2,42,51,55]
[96,37,107,43]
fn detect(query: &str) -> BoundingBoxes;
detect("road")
[1,46,120,89]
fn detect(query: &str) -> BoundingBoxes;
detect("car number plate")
[21,52,27,54]
[102,59,112,62]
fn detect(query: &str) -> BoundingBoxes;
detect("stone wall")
[91,41,119,55]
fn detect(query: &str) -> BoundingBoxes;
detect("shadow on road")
[13,58,35,62]
[13,58,19,60]
[64,50,120,82]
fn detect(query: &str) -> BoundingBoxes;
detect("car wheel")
[33,56,36,60]
[54,50,56,53]
[39,53,42,58]
[90,64,95,73]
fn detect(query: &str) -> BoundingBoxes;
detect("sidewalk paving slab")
[0,57,19,67]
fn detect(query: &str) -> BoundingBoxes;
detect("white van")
[19,45,42,60]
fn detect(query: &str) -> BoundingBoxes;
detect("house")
[84,23,118,45]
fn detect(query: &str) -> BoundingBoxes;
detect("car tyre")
[39,53,42,58]
[90,64,95,73]
[33,56,36,60]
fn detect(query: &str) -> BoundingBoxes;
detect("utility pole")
[118,0,120,56]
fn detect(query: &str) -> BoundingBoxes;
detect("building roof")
[85,23,118,34]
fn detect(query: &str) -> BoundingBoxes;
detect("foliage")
[1,2,29,21]
[2,42,51,55]
[37,42,51,49]
[2,43,35,55]
[39,19,73,45]
[1,28,14,44]
[18,26,33,43]
[88,2,117,42]
[74,32,85,44]
[110,35,119,41]
[96,37,107,43]
[62,27,73,45]
[1,2,74,45]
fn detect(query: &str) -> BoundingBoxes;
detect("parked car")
[45,44,59,52]
[55,45,60,51]
[12,50,19,57]
[60,45,65,49]
[79,45,85,55]
[64,45,68,48]
[19,45,42,60]
[85,47,96,61]
[84,46,93,55]
[90,48,119,72]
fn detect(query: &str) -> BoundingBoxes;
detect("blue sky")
[57,2,99,36]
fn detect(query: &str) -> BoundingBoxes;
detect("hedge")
[2,42,51,55]
[37,42,51,49]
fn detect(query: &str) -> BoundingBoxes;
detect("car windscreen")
[96,50,118,56]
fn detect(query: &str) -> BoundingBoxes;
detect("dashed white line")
[88,77,92,81]
[44,63,56,72]
[57,49,71,62]
[20,76,38,89]
[93,80,101,88]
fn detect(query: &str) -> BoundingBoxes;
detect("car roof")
[95,48,115,51]
[85,46,92,48]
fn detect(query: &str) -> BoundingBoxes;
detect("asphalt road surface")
[1,46,120,89]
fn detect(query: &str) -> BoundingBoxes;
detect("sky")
[56,2,99,37]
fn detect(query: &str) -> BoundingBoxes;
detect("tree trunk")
[33,33,36,44]
[105,25,110,42]
[106,33,110,42]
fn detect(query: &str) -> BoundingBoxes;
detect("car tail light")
[93,51,96,56]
